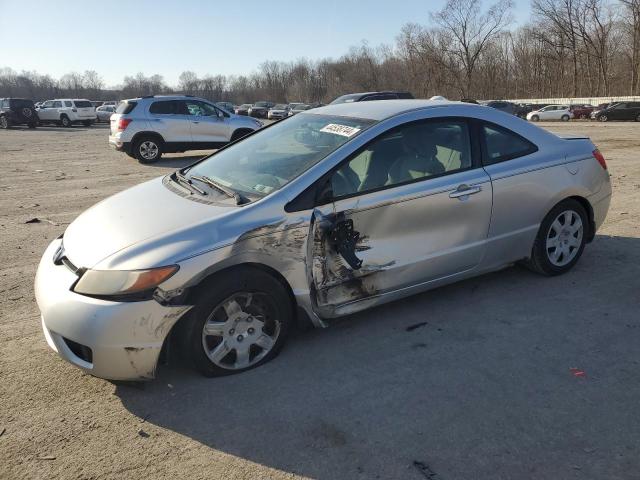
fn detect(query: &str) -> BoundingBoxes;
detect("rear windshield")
[116,101,137,114]
[10,99,34,109]
[74,100,92,108]
[254,102,268,107]
[330,94,360,104]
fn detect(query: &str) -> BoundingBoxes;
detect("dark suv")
[329,91,414,104]
[591,102,640,122]
[0,98,39,129]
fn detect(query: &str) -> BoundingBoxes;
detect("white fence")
[502,96,640,105]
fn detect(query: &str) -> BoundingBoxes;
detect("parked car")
[485,100,518,115]
[526,105,572,121]
[590,101,640,122]
[95,105,116,123]
[0,98,39,129]
[235,104,252,116]
[569,104,595,120]
[267,104,289,119]
[216,102,235,114]
[91,101,104,108]
[108,95,263,162]
[35,99,611,380]
[460,98,479,104]
[330,91,414,104]
[248,101,275,118]
[288,104,312,116]
[37,99,97,127]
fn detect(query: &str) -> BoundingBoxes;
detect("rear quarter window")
[149,101,180,114]
[116,101,137,114]
[73,100,92,108]
[482,123,538,165]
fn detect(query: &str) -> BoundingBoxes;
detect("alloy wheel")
[546,210,583,267]
[139,141,159,160]
[201,292,281,370]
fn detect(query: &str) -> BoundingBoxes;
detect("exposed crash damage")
[308,209,395,316]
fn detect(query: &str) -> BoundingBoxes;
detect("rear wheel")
[133,136,162,163]
[183,267,292,377]
[580,114,587,119]
[28,122,36,129]
[598,115,608,122]
[561,114,570,121]
[526,199,588,276]
[82,120,92,127]
[60,115,71,128]
[530,115,539,122]
[0,116,9,129]
[635,114,640,122]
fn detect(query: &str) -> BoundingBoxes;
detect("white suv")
[36,99,97,127]
[109,95,263,162]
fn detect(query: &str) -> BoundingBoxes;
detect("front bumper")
[35,239,191,380]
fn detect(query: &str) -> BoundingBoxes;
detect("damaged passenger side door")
[307,118,493,316]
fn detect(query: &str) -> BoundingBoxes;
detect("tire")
[598,115,608,122]
[561,114,570,122]
[230,129,253,142]
[526,199,588,276]
[28,122,36,129]
[60,115,71,128]
[133,136,162,163]
[182,266,292,377]
[83,120,92,127]
[0,116,9,129]
[530,115,539,122]
[635,114,640,122]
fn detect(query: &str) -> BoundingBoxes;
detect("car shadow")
[9,125,90,133]
[114,234,640,479]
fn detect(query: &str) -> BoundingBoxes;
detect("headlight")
[73,265,179,297]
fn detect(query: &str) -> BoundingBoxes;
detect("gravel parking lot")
[0,121,638,480]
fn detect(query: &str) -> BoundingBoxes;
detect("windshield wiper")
[174,171,207,196]
[190,175,250,205]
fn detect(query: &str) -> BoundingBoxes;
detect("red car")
[569,104,595,119]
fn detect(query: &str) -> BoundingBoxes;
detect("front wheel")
[530,115,539,122]
[133,137,162,163]
[598,115,608,122]
[526,199,588,276]
[60,115,71,128]
[183,267,292,377]
[0,116,9,129]
[636,114,640,122]
[28,122,37,129]
[83,120,93,127]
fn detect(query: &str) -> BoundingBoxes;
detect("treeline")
[1,0,639,103]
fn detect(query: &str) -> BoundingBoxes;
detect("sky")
[0,0,531,88]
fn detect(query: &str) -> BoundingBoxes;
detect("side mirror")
[315,177,334,206]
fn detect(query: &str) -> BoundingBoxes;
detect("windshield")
[185,113,376,198]
[274,104,287,109]
[330,94,361,105]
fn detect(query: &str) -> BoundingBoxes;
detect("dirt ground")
[0,120,638,480]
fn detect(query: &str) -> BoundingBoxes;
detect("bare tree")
[432,0,514,97]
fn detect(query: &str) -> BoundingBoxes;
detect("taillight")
[117,118,132,131]
[593,149,607,170]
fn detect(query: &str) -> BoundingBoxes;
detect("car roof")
[308,99,468,121]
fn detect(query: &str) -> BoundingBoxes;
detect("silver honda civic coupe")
[35,100,611,380]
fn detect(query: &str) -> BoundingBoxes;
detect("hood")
[63,176,238,269]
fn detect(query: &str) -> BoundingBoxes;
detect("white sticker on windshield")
[320,123,361,137]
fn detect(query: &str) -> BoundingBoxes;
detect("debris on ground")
[37,455,56,460]
[406,321,428,332]
[570,368,586,378]
[137,429,150,438]
[24,217,59,226]
[413,460,437,479]
[0,427,5,437]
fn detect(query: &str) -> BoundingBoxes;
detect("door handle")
[449,184,481,199]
